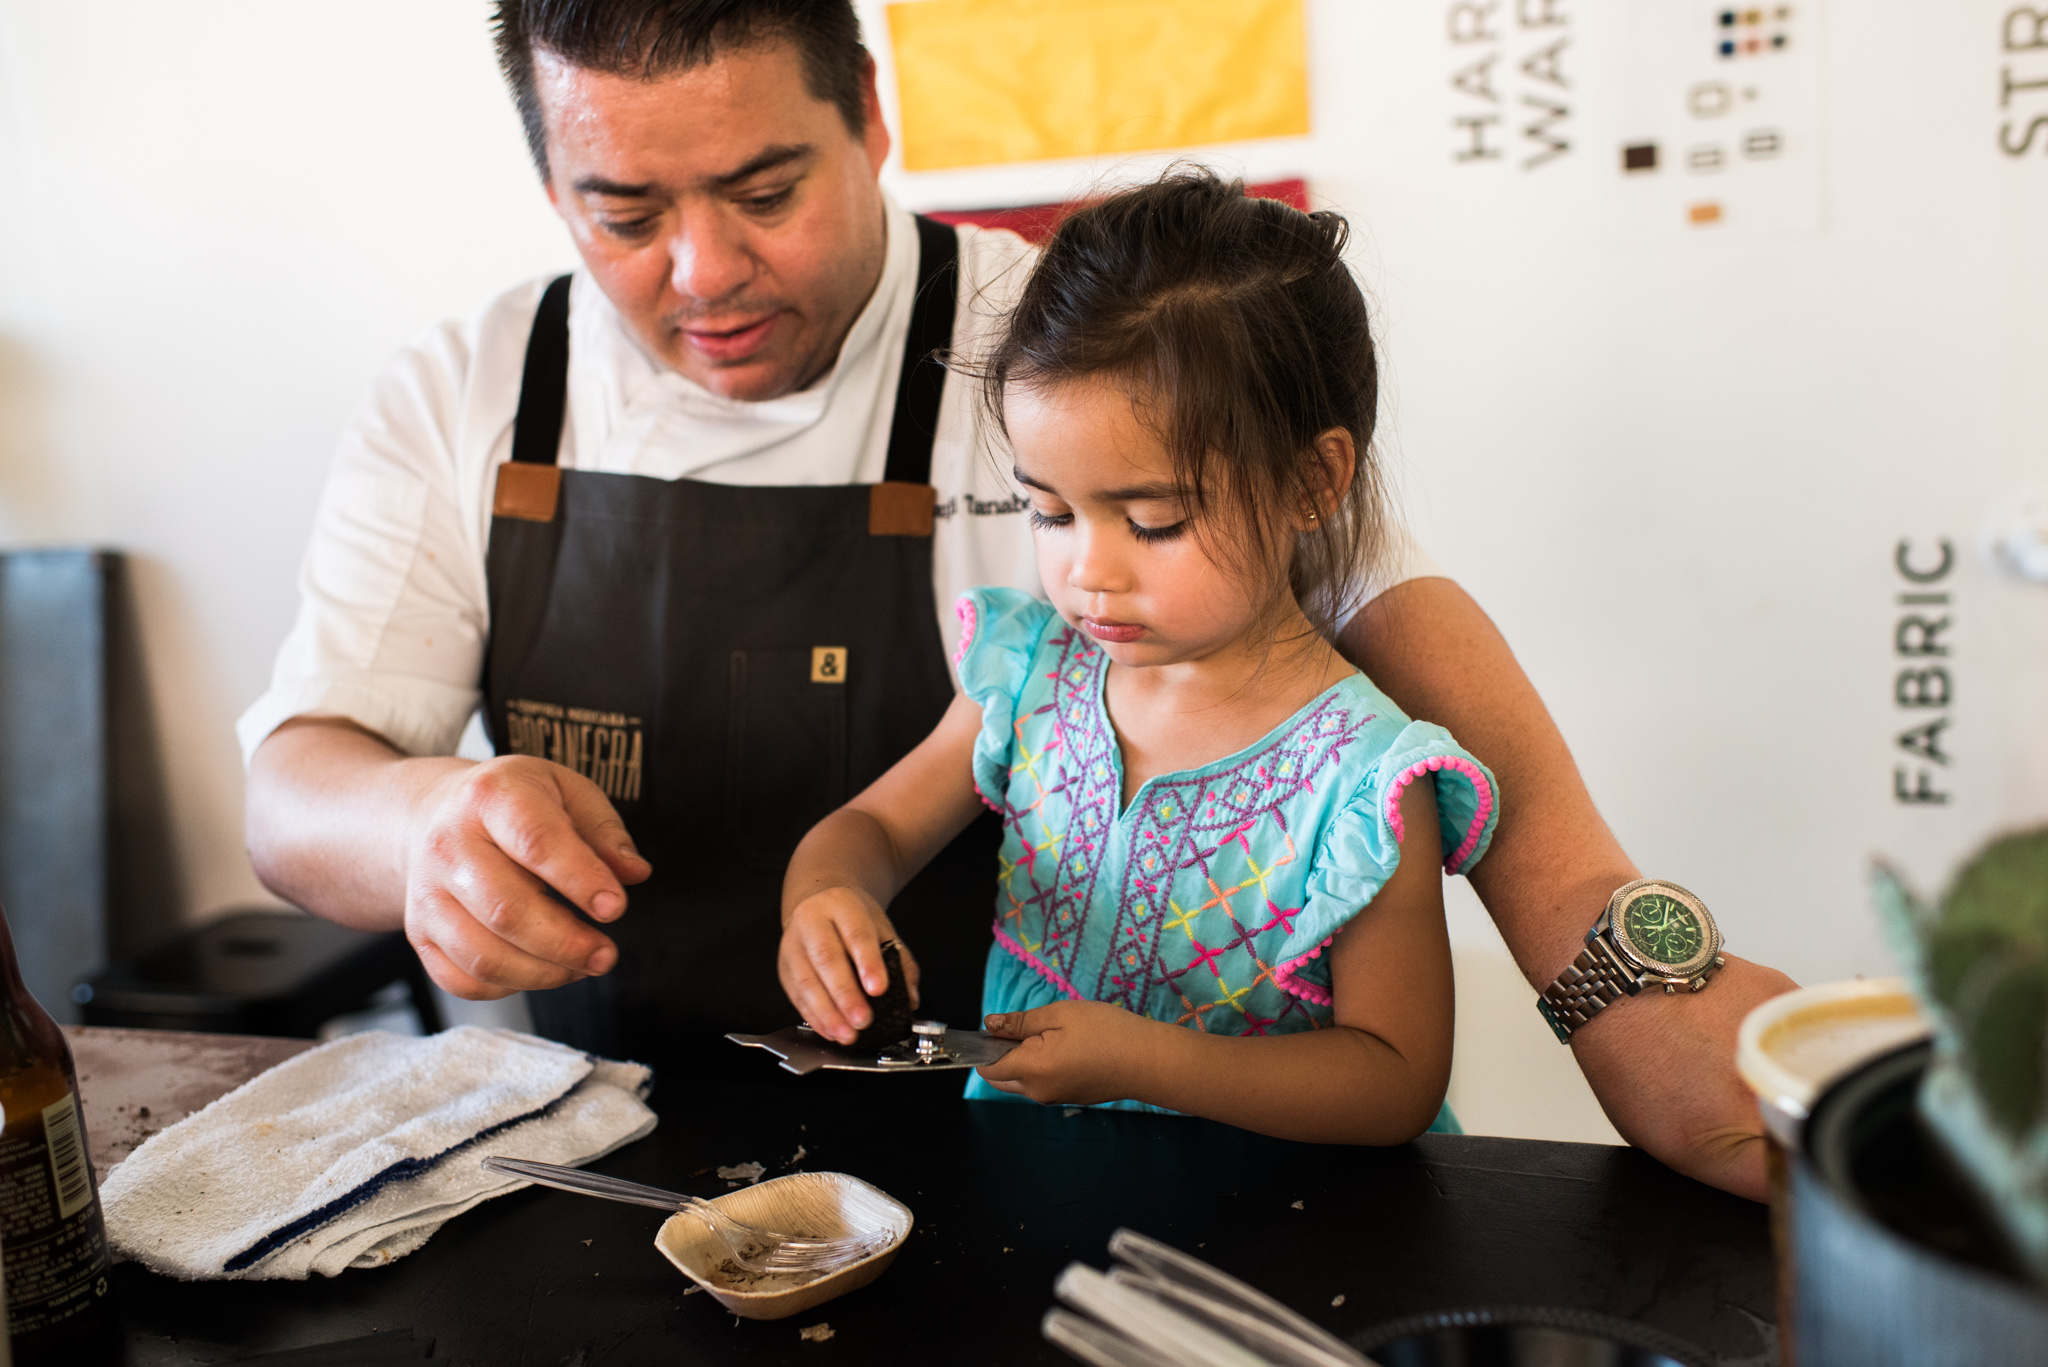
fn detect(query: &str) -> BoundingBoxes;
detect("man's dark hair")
[492,1,869,182]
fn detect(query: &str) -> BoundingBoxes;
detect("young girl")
[777,170,1497,1146]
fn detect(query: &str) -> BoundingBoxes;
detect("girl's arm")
[779,691,988,1045]
[978,779,1452,1145]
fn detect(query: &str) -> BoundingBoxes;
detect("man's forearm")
[1339,577,1795,1200]
[1339,578,1636,984]
[245,717,470,932]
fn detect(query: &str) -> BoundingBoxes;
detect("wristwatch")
[1536,878,1725,1043]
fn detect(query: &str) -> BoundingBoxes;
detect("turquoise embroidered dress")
[952,588,1501,1118]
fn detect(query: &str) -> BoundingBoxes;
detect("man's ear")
[859,53,892,175]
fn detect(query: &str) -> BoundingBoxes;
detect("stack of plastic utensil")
[1044,1229,1379,1367]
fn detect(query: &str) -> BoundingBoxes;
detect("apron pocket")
[725,648,850,871]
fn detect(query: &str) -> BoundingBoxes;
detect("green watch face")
[1622,892,1705,967]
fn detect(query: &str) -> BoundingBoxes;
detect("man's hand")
[402,756,651,999]
[976,1001,1165,1105]
[778,887,918,1045]
[1569,954,1795,1200]
[245,717,649,1002]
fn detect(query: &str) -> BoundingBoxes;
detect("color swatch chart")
[1610,1,1823,241]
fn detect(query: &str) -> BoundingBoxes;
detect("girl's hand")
[975,1001,1170,1105]
[778,887,919,1046]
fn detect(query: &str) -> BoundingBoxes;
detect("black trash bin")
[76,908,444,1038]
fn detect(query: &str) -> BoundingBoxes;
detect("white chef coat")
[238,196,1445,766]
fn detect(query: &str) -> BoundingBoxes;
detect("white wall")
[2,1,2043,1138]
[0,3,577,922]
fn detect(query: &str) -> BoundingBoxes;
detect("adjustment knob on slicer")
[911,1020,946,1060]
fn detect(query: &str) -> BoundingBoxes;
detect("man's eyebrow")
[707,143,814,188]
[1012,466,1180,502]
[572,174,658,197]
[567,145,813,199]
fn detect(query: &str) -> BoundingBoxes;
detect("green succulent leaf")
[1891,826,2048,1281]
[1928,926,2024,1013]
[1893,827,2048,1142]
[1872,860,1934,984]
[1941,829,2048,944]
[1963,954,2048,1138]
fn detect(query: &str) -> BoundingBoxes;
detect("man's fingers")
[413,939,513,1002]
[473,769,631,924]
[410,883,601,993]
[555,769,652,888]
[432,837,618,976]
[402,756,635,1000]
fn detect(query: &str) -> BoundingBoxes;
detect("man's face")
[536,40,891,402]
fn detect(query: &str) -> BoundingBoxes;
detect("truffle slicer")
[725,1020,1020,1076]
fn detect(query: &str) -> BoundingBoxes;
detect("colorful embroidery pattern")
[989,624,1365,1035]
[960,586,1498,1043]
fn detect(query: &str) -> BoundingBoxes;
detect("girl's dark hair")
[988,167,1384,637]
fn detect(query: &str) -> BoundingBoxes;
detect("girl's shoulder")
[1265,672,1501,1002]
[952,588,1069,808]
[1324,669,1408,736]
[1316,670,1500,879]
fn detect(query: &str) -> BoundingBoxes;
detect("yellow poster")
[886,0,1310,172]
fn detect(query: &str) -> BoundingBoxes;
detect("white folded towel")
[99,1026,657,1280]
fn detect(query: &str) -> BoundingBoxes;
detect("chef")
[240,0,1793,1198]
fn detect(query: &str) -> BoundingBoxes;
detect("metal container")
[1792,1040,2048,1365]
[1354,1306,1707,1366]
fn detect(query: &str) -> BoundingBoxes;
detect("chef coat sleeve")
[236,306,510,766]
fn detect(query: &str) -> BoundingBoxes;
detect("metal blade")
[725,1023,1020,1074]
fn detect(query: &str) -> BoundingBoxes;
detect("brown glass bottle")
[0,902,114,1361]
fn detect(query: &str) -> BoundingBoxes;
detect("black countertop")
[114,1065,1777,1366]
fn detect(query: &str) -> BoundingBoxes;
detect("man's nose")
[666,209,757,306]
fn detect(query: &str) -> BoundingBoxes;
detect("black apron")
[483,218,1001,1074]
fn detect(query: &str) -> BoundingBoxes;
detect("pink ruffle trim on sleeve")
[952,595,979,668]
[1385,755,1496,873]
[1272,940,1337,1005]
[991,923,1082,1000]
